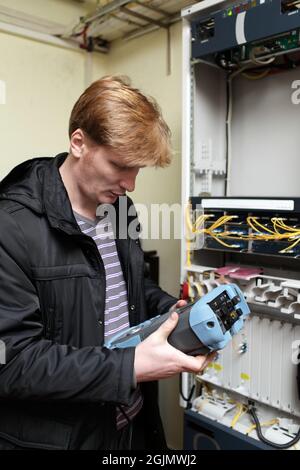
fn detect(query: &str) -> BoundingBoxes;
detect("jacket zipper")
[45,307,55,340]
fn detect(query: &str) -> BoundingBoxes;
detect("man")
[0,76,214,450]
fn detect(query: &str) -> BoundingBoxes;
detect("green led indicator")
[228,9,233,16]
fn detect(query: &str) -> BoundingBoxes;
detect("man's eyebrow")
[111,160,141,170]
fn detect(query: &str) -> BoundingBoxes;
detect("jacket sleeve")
[0,208,135,405]
[144,276,178,317]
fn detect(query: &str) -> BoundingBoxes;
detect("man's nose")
[120,169,139,193]
[120,177,136,193]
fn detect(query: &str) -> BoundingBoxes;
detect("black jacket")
[0,153,177,450]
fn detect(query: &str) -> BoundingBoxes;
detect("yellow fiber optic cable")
[185,204,193,233]
[242,69,270,80]
[203,231,240,248]
[245,419,279,436]
[271,218,285,235]
[280,237,300,253]
[193,281,204,298]
[208,215,236,231]
[195,214,212,230]
[247,217,276,235]
[186,211,300,252]
[273,218,300,233]
[186,239,191,266]
[231,404,248,429]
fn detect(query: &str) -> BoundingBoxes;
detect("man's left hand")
[169,299,188,313]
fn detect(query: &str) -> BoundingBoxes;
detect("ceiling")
[0,0,199,56]
[62,0,198,51]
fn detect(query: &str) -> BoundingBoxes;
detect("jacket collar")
[42,153,81,234]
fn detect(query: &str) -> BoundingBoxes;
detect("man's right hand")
[134,312,217,383]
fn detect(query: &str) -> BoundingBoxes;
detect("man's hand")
[134,312,216,383]
[168,299,188,313]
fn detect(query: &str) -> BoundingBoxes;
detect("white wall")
[0,31,86,176]
[0,0,97,175]
[0,0,90,25]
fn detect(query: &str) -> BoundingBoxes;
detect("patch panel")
[191,0,300,60]
[189,197,300,258]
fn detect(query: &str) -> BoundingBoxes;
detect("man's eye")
[112,162,126,170]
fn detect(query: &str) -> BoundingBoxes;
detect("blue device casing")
[188,284,249,351]
[106,283,250,354]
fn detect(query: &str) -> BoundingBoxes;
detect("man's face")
[74,135,141,205]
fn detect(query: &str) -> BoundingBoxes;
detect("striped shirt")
[74,209,143,429]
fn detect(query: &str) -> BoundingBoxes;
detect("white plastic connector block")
[192,395,236,421]
[253,282,274,302]
[278,418,300,435]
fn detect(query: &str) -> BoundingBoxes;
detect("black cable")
[224,76,230,196]
[179,373,195,408]
[215,53,238,71]
[249,407,300,449]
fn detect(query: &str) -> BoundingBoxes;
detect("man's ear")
[69,129,85,159]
